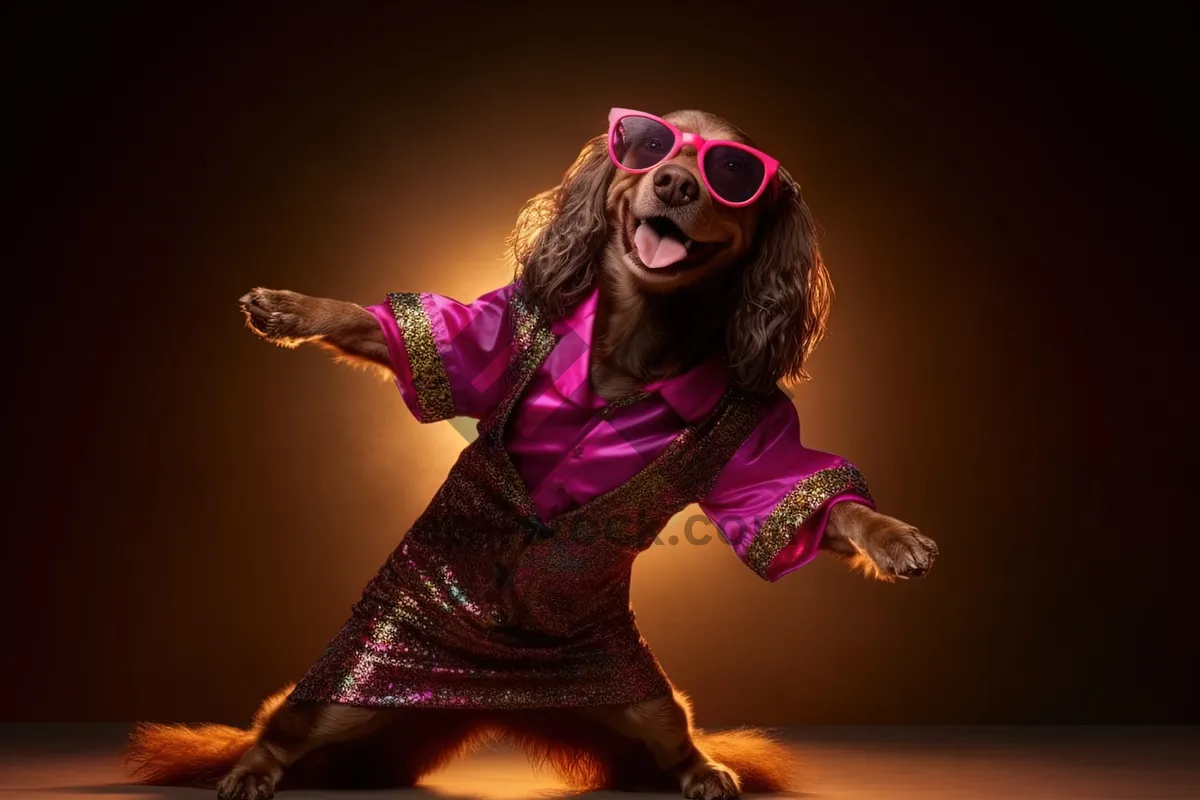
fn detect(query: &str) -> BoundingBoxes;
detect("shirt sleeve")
[698,394,874,582]
[364,282,517,423]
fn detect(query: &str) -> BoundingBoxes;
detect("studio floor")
[1,724,1197,800]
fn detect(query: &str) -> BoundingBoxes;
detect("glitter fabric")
[287,292,767,711]
[743,464,873,578]
[386,292,456,423]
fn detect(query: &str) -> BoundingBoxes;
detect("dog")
[125,108,937,800]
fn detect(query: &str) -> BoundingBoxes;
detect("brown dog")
[126,110,937,800]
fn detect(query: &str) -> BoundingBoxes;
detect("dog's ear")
[727,169,833,394]
[509,135,615,318]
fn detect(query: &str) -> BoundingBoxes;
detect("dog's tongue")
[634,222,688,269]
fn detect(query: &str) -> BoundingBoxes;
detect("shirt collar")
[550,287,729,422]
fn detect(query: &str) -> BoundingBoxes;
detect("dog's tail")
[123,684,294,787]
[694,727,799,793]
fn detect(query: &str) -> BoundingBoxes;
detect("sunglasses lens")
[703,145,767,204]
[611,115,675,170]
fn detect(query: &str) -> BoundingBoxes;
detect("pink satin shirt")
[366,282,872,581]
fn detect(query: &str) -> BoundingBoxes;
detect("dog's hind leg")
[575,689,797,799]
[215,701,388,800]
[577,691,741,800]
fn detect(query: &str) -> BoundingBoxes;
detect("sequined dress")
[286,283,871,710]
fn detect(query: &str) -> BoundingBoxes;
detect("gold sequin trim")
[744,464,872,577]
[387,292,456,423]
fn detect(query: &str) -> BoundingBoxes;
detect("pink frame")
[607,107,781,207]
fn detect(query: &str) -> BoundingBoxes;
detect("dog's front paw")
[216,768,276,800]
[238,288,314,345]
[859,520,938,581]
[681,760,740,800]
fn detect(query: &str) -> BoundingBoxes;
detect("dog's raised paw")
[682,761,741,800]
[216,769,276,800]
[238,288,310,344]
[867,524,939,580]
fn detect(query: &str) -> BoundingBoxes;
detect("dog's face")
[513,108,832,393]
[605,110,766,292]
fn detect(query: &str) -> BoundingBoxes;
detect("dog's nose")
[653,164,699,207]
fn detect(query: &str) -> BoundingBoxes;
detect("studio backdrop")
[5,3,1191,728]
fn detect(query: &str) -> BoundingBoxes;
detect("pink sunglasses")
[607,107,781,208]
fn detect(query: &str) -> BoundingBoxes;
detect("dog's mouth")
[622,210,722,273]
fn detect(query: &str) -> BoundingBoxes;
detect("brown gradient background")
[4,3,1194,726]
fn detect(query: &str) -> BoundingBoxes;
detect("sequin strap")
[477,290,554,440]
[689,390,770,498]
[743,463,873,577]
[386,292,456,423]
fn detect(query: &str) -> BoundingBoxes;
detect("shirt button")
[572,445,584,458]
